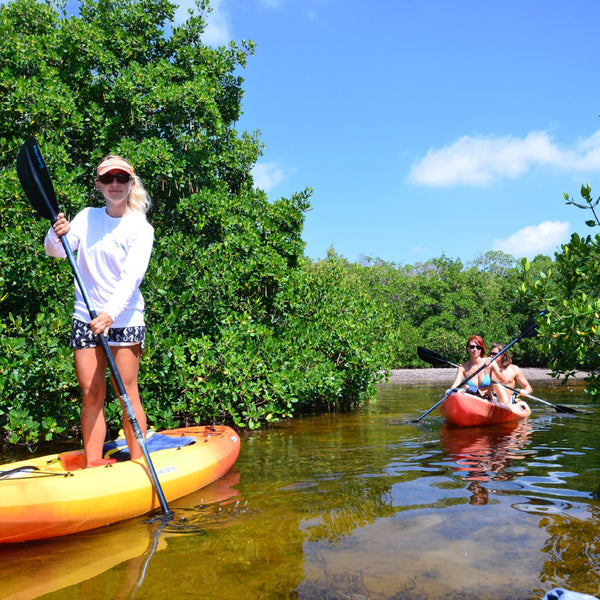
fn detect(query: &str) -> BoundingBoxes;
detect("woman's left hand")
[89,312,113,336]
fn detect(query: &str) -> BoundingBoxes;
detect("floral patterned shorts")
[70,319,146,351]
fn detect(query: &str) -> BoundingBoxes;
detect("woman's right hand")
[52,213,70,237]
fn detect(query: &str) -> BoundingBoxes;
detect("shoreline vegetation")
[1,1,596,445]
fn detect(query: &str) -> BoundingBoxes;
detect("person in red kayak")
[488,343,533,400]
[44,155,154,467]
[448,335,511,404]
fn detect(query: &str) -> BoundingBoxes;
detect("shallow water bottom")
[300,503,547,599]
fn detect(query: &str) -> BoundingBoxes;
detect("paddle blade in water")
[16,136,59,221]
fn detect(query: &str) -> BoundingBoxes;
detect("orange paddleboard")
[0,426,240,544]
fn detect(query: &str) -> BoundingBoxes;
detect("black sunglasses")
[467,344,482,350]
[97,173,131,184]
[489,351,498,356]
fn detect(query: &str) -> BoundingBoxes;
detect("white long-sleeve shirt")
[44,207,154,328]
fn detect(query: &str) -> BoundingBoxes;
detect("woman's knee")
[80,381,107,405]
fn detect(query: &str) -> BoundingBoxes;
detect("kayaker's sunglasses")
[467,344,482,350]
[489,351,498,356]
[97,173,131,184]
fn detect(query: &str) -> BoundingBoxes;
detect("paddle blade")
[520,309,550,339]
[16,136,59,221]
[520,319,539,339]
[417,346,450,367]
[554,404,581,414]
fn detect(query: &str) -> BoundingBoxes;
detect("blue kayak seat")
[103,432,196,461]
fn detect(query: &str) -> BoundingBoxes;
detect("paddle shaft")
[492,380,579,413]
[411,321,540,423]
[21,143,172,516]
[493,381,546,404]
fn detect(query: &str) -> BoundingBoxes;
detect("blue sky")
[78,1,600,265]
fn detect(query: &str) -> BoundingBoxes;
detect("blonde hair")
[128,173,151,214]
[96,155,151,215]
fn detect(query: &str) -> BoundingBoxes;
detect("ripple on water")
[280,481,319,490]
[144,498,255,536]
[512,496,574,515]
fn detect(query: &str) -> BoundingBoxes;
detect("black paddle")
[416,346,580,414]
[494,381,580,414]
[410,312,548,423]
[16,136,172,517]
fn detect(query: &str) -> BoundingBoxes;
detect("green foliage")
[521,183,600,399]
[355,251,540,368]
[0,0,560,447]
[299,251,397,408]
[0,0,393,445]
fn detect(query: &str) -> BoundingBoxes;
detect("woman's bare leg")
[74,347,108,466]
[111,345,147,460]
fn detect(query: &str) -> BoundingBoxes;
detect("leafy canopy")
[0,0,388,445]
[521,183,600,400]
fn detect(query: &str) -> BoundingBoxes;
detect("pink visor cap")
[97,157,134,177]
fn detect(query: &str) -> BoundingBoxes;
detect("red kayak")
[439,390,531,427]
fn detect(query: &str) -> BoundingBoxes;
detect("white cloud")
[174,0,232,45]
[252,161,291,191]
[409,130,600,187]
[493,220,571,258]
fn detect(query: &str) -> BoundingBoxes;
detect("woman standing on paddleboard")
[44,156,154,467]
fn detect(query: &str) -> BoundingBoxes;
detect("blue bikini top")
[466,372,492,388]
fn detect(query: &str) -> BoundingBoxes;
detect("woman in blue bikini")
[449,335,510,404]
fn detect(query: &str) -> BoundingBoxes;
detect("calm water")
[1,377,599,600]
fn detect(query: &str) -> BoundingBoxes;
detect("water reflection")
[0,469,241,600]
[440,421,535,504]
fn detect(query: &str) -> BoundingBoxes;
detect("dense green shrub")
[522,184,600,400]
[0,1,557,447]
[0,0,396,446]
[349,251,545,369]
